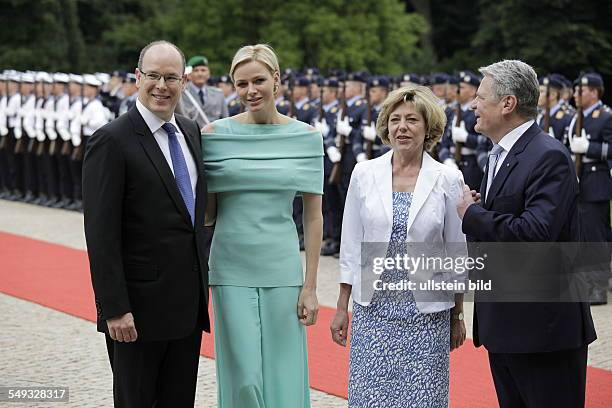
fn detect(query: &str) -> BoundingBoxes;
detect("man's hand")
[570,129,589,154]
[362,123,377,142]
[326,146,341,163]
[450,318,466,351]
[330,309,349,346]
[457,184,480,219]
[452,122,468,143]
[107,312,138,342]
[336,116,352,137]
[297,287,319,326]
[314,119,330,138]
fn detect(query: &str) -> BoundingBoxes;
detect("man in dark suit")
[457,60,596,408]
[83,40,211,407]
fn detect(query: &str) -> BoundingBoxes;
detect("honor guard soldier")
[568,73,612,305]
[99,71,124,118]
[118,73,137,116]
[67,73,84,210]
[4,72,24,200]
[360,75,390,159]
[52,73,73,208]
[315,78,342,256]
[19,72,38,203]
[447,70,488,190]
[399,72,422,88]
[0,72,9,198]
[34,71,58,206]
[218,75,242,116]
[292,76,318,125]
[537,74,572,144]
[176,55,228,128]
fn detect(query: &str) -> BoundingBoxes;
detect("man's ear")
[502,95,518,115]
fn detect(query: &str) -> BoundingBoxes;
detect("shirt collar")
[549,100,564,116]
[188,82,207,95]
[497,120,535,153]
[461,100,473,111]
[136,98,178,134]
[347,95,361,107]
[323,100,339,112]
[584,100,603,117]
[295,97,309,109]
[224,92,237,105]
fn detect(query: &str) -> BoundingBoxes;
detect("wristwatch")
[452,312,464,321]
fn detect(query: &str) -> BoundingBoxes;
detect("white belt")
[461,147,476,155]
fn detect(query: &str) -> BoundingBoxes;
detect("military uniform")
[0,73,9,197]
[20,74,38,202]
[536,74,573,145]
[177,82,228,128]
[569,73,612,305]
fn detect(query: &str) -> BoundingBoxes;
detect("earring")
[273,84,278,93]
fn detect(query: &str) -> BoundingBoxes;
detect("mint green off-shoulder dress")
[202,117,323,408]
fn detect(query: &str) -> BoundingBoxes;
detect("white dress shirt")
[136,98,197,198]
[55,94,71,141]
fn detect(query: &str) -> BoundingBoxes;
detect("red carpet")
[1,231,611,407]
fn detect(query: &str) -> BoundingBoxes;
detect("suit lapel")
[406,153,440,233]
[373,150,393,226]
[176,114,205,227]
[129,108,193,226]
[484,122,539,209]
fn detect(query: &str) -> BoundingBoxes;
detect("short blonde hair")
[229,44,280,82]
[376,85,447,151]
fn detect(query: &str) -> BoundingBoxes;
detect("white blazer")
[339,150,469,313]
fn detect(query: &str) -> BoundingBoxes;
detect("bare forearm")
[337,283,352,311]
[303,212,322,289]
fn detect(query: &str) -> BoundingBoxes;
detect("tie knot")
[162,122,177,136]
[490,144,504,157]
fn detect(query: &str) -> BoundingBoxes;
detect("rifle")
[574,76,584,177]
[329,82,348,185]
[365,82,373,159]
[71,84,85,161]
[453,82,463,163]
[543,77,551,133]
[319,85,324,123]
[288,78,296,119]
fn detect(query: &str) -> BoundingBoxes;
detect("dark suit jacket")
[83,106,211,342]
[462,122,596,353]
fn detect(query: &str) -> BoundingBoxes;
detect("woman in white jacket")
[330,85,471,407]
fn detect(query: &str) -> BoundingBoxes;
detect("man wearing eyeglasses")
[176,55,228,129]
[82,40,211,407]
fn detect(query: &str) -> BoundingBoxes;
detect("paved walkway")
[1,199,611,406]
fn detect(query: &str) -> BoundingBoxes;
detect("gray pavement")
[1,199,611,407]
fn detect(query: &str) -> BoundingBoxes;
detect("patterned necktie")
[161,122,195,225]
[198,89,205,106]
[485,144,505,199]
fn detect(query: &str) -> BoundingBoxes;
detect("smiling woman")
[201,44,324,408]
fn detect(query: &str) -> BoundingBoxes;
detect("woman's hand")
[297,287,319,326]
[450,316,466,351]
[330,309,349,347]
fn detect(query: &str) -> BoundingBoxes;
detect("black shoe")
[43,196,59,207]
[67,199,83,212]
[321,240,340,256]
[11,190,24,201]
[0,189,10,199]
[590,287,608,306]
[52,197,70,209]
[32,193,48,206]
[23,191,36,203]
[333,252,340,259]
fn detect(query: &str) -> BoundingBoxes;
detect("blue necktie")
[198,89,205,106]
[485,144,505,199]
[162,122,195,225]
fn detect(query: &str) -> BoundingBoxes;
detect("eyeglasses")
[139,70,183,84]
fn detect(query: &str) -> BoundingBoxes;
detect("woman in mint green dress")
[201,44,323,408]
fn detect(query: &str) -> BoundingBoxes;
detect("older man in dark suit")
[83,40,211,407]
[457,60,596,408]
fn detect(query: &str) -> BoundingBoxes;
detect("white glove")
[363,123,377,142]
[356,152,368,162]
[26,127,37,139]
[443,158,459,170]
[58,128,71,142]
[14,128,22,139]
[0,126,8,137]
[548,127,555,138]
[36,129,45,142]
[46,128,58,141]
[326,146,341,163]
[570,129,589,154]
[336,116,352,137]
[452,122,468,143]
[72,134,81,147]
[314,119,330,138]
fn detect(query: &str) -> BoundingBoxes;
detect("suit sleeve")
[462,148,577,242]
[586,115,612,160]
[82,128,131,320]
[339,164,364,285]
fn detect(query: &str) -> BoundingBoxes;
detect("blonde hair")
[229,44,280,82]
[376,85,447,151]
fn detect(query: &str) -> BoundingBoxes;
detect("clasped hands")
[456,184,481,219]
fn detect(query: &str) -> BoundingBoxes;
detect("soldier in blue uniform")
[217,75,241,116]
[536,74,572,145]
[359,75,390,159]
[315,78,343,256]
[568,73,612,305]
[275,69,293,116]
[292,76,318,125]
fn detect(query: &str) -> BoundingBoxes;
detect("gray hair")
[479,60,539,119]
